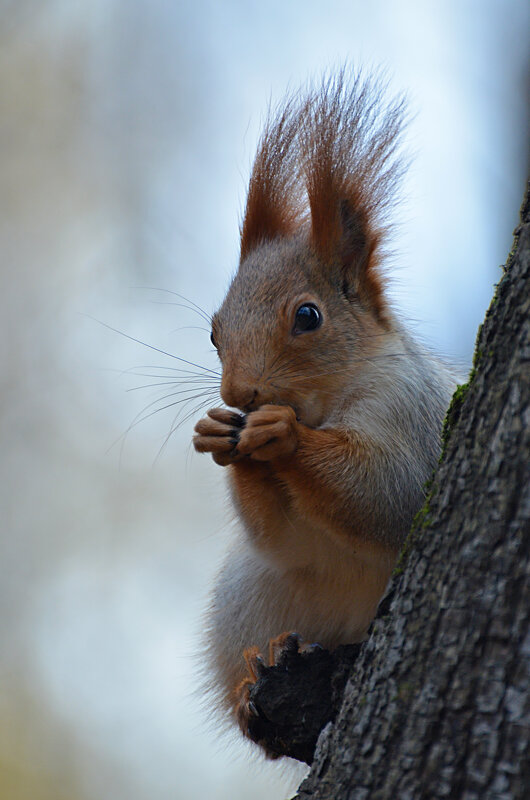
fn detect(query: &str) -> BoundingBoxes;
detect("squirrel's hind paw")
[233,632,333,763]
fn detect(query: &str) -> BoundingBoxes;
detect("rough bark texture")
[291,183,530,799]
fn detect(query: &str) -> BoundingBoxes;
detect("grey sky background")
[1,2,528,798]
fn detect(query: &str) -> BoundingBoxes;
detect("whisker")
[124,364,216,373]
[169,325,211,335]
[124,373,219,384]
[132,286,212,325]
[103,365,219,380]
[148,300,211,325]
[154,395,221,464]
[86,315,221,375]
[267,342,293,376]
[126,379,220,393]
[111,386,219,454]
[271,352,412,383]
[121,366,221,381]
[116,387,220,461]
[176,397,220,432]
[133,387,220,425]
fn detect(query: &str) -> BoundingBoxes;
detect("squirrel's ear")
[310,195,386,322]
[338,199,370,280]
[337,199,385,319]
[240,180,296,262]
[303,70,405,324]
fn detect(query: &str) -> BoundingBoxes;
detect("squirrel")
[192,70,458,756]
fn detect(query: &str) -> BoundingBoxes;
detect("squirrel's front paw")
[193,408,245,466]
[236,405,298,461]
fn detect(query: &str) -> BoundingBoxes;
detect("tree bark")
[291,183,530,800]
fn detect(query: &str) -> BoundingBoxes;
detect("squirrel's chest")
[233,472,390,579]
[243,506,394,646]
[229,463,338,568]
[229,457,396,595]
[228,461,396,645]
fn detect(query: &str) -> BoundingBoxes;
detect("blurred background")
[0,1,528,798]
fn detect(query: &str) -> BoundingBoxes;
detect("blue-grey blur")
[1,1,528,798]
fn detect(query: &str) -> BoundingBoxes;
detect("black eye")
[293,303,322,334]
[210,330,217,348]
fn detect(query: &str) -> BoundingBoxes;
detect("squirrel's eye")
[210,330,217,348]
[293,303,322,334]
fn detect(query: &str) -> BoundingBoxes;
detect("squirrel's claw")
[193,408,247,465]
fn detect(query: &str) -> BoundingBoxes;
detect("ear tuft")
[240,101,304,261]
[302,69,406,321]
[239,68,407,321]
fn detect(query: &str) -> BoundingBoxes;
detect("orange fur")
[239,100,304,261]
[194,70,458,759]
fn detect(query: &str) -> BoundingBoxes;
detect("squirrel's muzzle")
[221,372,261,412]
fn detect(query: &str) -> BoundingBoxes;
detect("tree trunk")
[293,183,530,800]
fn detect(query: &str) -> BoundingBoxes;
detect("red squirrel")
[192,70,457,754]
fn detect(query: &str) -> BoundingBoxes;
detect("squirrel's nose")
[243,391,259,412]
[221,375,259,411]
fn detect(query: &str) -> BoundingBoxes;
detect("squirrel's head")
[212,233,390,427]
[211,70,405,426]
